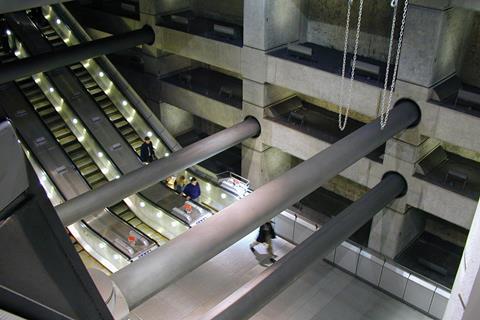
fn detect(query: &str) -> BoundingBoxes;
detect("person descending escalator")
[182,177,201,202]
[174,175,187,193]
[140,136,155,163]
[250,222,277,263]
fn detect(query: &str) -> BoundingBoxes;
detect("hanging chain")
[338,0,364,131]
[379,3,398,128]
[380,0,409,129]
[337,0,353,130]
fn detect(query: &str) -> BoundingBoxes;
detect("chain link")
[337,0,352,130]
[338,0,364,131]
[380,0,409,129]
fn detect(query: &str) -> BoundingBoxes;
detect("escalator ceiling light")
[98,71,105,78]
[6,29,11,36]
[139,201,145,208]
[164,152,170,157]
[115,175,120,179]
[122,100,128,106]
[101,168,109,174]
[49,87,54,93]
[56,18,61,25]
[72,118,78,124]
[147,131,153,137]
[97,152,104,158]
[14,50,20,57]
[156,212,163,218]
[206,183,211,191]
[221,193,227,199]
[113,254,121,260]
[99,242,106,249]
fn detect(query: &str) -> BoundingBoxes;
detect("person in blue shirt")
[182,177,201,202]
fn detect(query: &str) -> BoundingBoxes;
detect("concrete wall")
[461,12,480,87]
[306,0,396,61]
[191,0,244,25]
[159,102,194,137]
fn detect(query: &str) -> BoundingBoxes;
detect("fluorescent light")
[6,29,11,36]
[72,118,78,124]
[140,201,145,208]
[98,71,104,77]
[49,87,55,93]
[56,18,61,25]
[97,152,104,158]
[147,131,153,137]
[164,152,170,157]
[122,100,128,106]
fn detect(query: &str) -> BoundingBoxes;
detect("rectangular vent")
[55,166,68,175]
[91,116,101,123]
[110,143,122,151]
[34,137,47,146]
[15,110,28,117]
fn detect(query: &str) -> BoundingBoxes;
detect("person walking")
[174,175,187,193]
[250,222,277,263]
[140,136,155,163]
[182,177,201,202]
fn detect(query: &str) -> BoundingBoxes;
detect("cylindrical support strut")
[111,100,420,309]
[0,25,154,84]
[56,118,260,226]
[201,172,407,320]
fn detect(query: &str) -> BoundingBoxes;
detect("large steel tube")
[55,118,260,226]
[0,25,154,84]
[111,100,420,308]
[202,172,407,320]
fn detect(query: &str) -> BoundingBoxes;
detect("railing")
[272,210,450,320]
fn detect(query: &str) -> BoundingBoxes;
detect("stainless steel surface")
[111,101,420,308]
[202,173,407,320]
[56,118,260,225]
[0,120,28,212]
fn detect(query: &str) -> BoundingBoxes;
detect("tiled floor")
[130,232,432,320]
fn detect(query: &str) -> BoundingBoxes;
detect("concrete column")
[367,137,439,258]
[444,199,480,320]
[398,3,474,87]
[242,145,293,189]
[368,207,425,258]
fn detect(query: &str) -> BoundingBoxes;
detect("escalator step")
[75,156,93,169]
[85,172,106,186]
[132,140,143,151]
[69,149,88,162]
[119,211,135,221]
[90,179,108,189]
[58,135,77,146]
[46,118,66,132]
[52,127,71,140]
[109,113,123,122]
[114,119,128,128]
[103,105,117,115]
[94,95,109,104]
[120,126,135,136]
[80,164,100,176]
[125,132,139,143]
[128,218,142,227]
[64,142,83,154]
[110,202,129,214]
[89,88,103,96]
[97,99,112,109]
[70,63,83,71]
[33,99,51,110]
[83,80,98,90]
[37,106,56,117]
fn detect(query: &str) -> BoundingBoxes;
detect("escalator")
[15,76,168,245]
